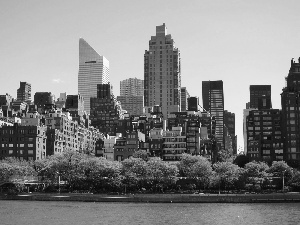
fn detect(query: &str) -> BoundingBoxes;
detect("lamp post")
[56,172,61,194]
[282,170,286,193]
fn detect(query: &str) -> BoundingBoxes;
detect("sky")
[1,0,300,151]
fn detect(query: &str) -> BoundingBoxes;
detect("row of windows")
[0,129,40,135]
[1,143,34,148]
[1,149,34,155]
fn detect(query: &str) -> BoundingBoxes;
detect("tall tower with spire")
[78,38,109,114]
[144,23,181,118]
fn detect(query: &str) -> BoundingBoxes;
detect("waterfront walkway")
[1,192,300,203]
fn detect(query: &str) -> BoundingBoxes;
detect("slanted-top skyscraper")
[144,23,181,117]
[78,38,109,114]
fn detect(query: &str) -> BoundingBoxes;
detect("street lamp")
[56,172,61,194]
[282,170,287,193]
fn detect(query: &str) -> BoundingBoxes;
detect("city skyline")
[1,1,300,150]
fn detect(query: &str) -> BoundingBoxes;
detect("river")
[1,201,299,225]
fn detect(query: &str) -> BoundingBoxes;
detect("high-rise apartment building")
[17,82,31,103]
[117,78,144,116]
[120,78,144,96]
[281,58,300,165]
[78,38,109,115]
[249,85,272,109]
[181,87,189,112]
[243,82,282,164]
[245,109,282,163]
[144,23,181,118]
[34,92,55,114]
[90,84,124,136]
[66,94,85,117]
[188,96,199,112]
[224,110,237,154]
[202,80,224,148]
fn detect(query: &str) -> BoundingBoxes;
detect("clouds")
[52,78,64,83]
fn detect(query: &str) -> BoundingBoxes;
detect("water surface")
[1,201,299,225]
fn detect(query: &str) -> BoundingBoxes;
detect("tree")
[121,157,148,192]
[178,153,210,177]
[0,158,36,182]
[212,161,241,192]
[287,170,300,191]
[268,161,293,177]
[86,157,122,193]
[268,161,293,190]
[188,157,213,189]
[216,149,234,163]
[233,154,249,168]
[34,150,123,192]
[145,157,178,192]
[244,161,269,191]
[132,150,149,161]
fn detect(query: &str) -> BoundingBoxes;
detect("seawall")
[1,193,300,203]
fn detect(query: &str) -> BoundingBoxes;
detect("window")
[28,144,34,147]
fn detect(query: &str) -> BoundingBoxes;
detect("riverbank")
[1,192,300,203]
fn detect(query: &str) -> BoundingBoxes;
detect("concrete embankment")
[1,193,300,203]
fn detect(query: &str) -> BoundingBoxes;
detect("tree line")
[1,151,300,193]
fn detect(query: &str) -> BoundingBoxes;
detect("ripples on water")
[1,201,300,225]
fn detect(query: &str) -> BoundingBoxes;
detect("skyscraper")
[90,84,124,136]
[181,87,190,112]
[202,80,224,148]
[117,78,144,116]
[144,23,181,117]
[17,82,31,103]
[78,38,109,115]
[281,58,300,164]
[224,110,237,154]
[120,78,144,97]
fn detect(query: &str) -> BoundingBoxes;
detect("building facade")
[224,110,237,154]
[65,94,85,117]
[144,23,181,118]
[34,92,55,114]
[17,82,31,104]
[117,78,144,116]
[250,85,272,109]
[117,96,144,116]
[202,80,224,148]
[90,84,124,136]
[281,58,300,165]
[78,38,109,115]
[120,78,144,97]
[0,123,47,161]
[162,127,186,161]
[181,87,189,112]
[245,109,283,163]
